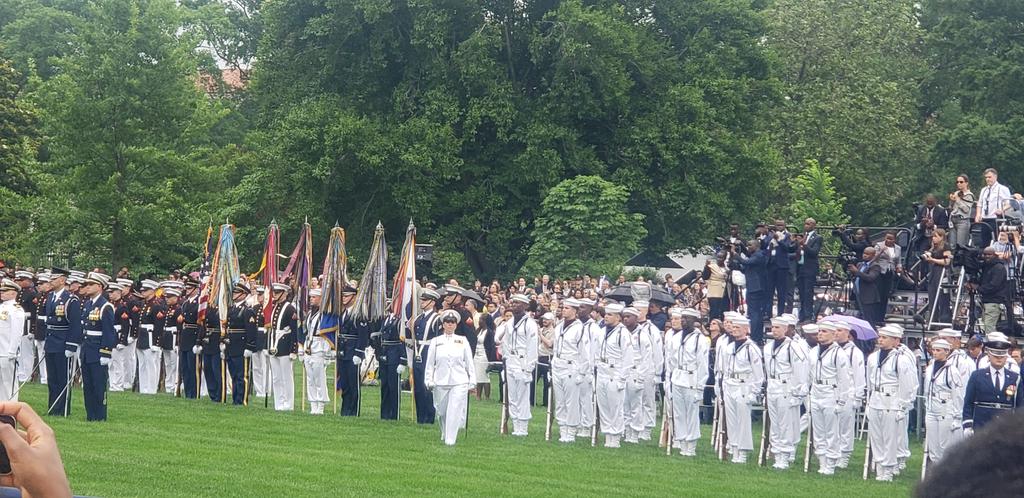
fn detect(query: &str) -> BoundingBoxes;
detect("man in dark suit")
[847,247,885,326]
[767,219,796,316]
[796,218,822,322]
[737,239,769,344]
[913,194,950,253]
[962,332,1020,434]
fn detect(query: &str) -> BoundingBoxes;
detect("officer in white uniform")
[866,325,919,481]
[424,309,476,446]
[622,306,653,443]
[303,289,331,414]
[830,320,865,469]
[496,294,538,436]
[763,316,808,469]
[719,316,763,463]
[551,298,589,442]
[595,303,634,448]
[806,321,851,475]
[923,338,965,465]
[665,308,709,456]
[268,283,299,411]
[0,279,27,401]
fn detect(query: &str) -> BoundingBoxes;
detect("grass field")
[17,369,922,497]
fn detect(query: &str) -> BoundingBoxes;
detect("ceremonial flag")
[282,221,314,319]
[207,223,241,326]
[391,220,419,356]
[351,222,389,323]
[317,225,349,350]
[251,222,280,326]
[197,223,215,323]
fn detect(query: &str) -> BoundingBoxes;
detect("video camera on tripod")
[952,245,984,284]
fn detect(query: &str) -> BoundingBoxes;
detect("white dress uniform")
[808,340,851,474]
[0,296,27,401]
[497,313,538,436]
[763,335,808,468]
[625,323,654,443]
[837,340,866,467]
[303,307,331,414]
[923,349,966,464]
[269,300,298,411]
[162,321,179,394]
[252,324,269,398]
[719,336,764,463]
[596,321,635,447]
[639,320,663,439]
[866,342,919,481]
[576,317,599,437]
[424,332,476,446]
[666,326,710,455]
[551,317,589,442]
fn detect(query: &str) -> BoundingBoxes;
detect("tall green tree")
[766,0,932,225]
[920,0,1024,191]
[523,175,645,278]
[785,160,850,227]
[0,51,37,195]
[242,0,781,280]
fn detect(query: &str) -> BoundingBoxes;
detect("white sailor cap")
[732,316,750,327]
[139,279,159,291]
[817,321,838,332]
[802,324,819,335]
[723,311,742,322]
[930,339,952,350]
[878,325,904,339]
[563,298,581,308]
[309,288,322,297]
[510,294,531,304]
[669,307,684,318]
[830,320,852,330]
[577,298,596,307]
[632,300,650,309]
[771,316,789,326]
[542,312,555,321]
[604,303,624,315]
[271,283,290,293]
[622,307,642,318]
[936,328,960,339]
[779,313,798,326]
[680,308,701,318]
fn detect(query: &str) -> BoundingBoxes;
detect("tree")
[523,176,645,277]
[765,0,932,226]
[0,51,37,195]
[242,0,781,280]
[920,0,1024,191]
[785,160,850,227]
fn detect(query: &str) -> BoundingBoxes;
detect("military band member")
[407,288,441,423]
[962,332,1021,434]
[718,316,763,464]
[161,284,183,394]
[178,277,202,399]
[923,339,965,466]
[424,309,476,446]
[666,308,710,456]
[806,321,851,475]
[44,268,81,416]
[14,271,37,384]
[935,328,973,381]
[866,325,919,481]
[550,298,588,442]
[596,303,634,448]
[831,320,865,469]
[107,281,130,392]
[268,283,299,411]
[303,288,331,415]
[225,282,258,405]
[375,311,406,420]
[496,294,538,436]
[136,280,165,395]
[120,278,142,391]
[335,285,369,416]
[0,279,27,401]
[576,298,599,438]
[763,316,808,469]
[32,272,51,385]
[78,272,116,421]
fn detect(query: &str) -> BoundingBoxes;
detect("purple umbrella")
[824,314,878,340]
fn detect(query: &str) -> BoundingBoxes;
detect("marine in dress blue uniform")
[407,289,441,424]
[224,282,257,406]
[178,276,202,399]
[78,272,117,421]
[136,280,166,395]
[962,332,1021,434]
[374,312,406,420]
[200,297,223,403]
[335,284,369,416]
[43,268,82,416]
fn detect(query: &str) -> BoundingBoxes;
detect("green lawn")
[17,370,921,497]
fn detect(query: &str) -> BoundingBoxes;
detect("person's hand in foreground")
[0,401,72,498]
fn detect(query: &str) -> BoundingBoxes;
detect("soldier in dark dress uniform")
[200,293,223,403]
[374,311,406,420]
[407,288,441,424]
[267,283,299,411]
[31,272,51,385]
[78,272,116,421]
[338,285,369,416]
[962,332,1021,434]
[178,276,202,399]
[224,282,257,405]
[136,280,166,395]
[14,271,38,384]
[43,268,82,416]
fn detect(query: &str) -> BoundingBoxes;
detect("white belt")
[114,325,122,332]
[140,324,154,331]
[86,331,103,337]
[874,385,898,395]
[38,316,48,321]
[257,327,267,333]
[166,327,178,333]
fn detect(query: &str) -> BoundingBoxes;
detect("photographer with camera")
[874,231,902,315]
[921,228,953,324]
[834,225,871,259]
[948,174,976,249]
[847,246,885,326]
[966,247,1010,334]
